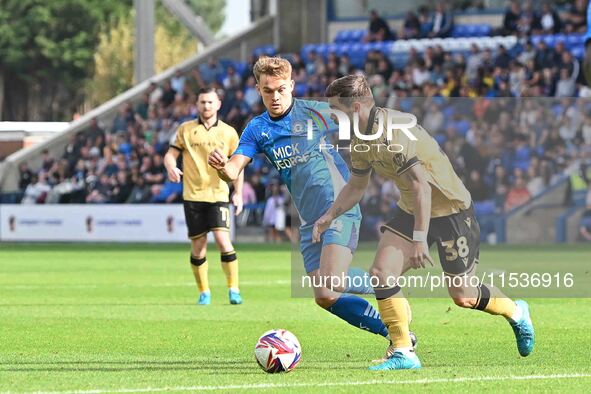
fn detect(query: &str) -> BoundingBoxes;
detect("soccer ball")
[254,329,302,373]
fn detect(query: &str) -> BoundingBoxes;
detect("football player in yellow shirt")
[164,87,243,305]
[313,75,534,370]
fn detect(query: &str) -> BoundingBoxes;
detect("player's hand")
[231,193,243,216]
[208,148,227,170]
[409,241,434,269]
[312,213,332,243]
[167,167,183,183]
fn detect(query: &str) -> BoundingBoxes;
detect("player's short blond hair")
[253,56,292,83]
[325,75,372,102]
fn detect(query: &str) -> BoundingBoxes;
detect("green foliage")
[0,0,226,119]
[158,0,225,36]
[0,0,100,82]
[186,0,225,33]
[86,13,135,107]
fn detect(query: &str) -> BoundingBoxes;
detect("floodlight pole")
[134,0,155,83]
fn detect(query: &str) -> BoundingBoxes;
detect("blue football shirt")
[234,98,361,226]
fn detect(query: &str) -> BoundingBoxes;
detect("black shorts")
[183,201,231,239]
[380,205,480,276]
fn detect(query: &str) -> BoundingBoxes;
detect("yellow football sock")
[375,287,412,348]
[190,255,209,293]
[221,251,239,289]
[475,284,516,319]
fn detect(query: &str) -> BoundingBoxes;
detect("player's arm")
[231,170,245,216]
[312,170,371,243]
[401,163,434,269]
[164,147,183,183]
[208,150,251,182]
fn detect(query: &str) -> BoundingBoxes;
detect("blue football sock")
[327,294,388,337]
[344,267,375,294]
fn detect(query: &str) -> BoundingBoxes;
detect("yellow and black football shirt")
[350,106,472,218]
[171,118,239,203]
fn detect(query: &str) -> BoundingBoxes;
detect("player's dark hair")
[325,75,372,103]
[197,86,220,99]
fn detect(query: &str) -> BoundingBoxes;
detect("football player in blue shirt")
[209,56,406,353]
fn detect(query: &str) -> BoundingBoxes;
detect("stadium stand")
[4,2,591,243]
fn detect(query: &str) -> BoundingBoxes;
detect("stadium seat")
[452,25,467,38]
[351,29,365,42]
[393,41,411,52]
[327,43,339,56]
[571,46,584,59]
[253,45,276,57]
[335,43,351,56]
[466,25,479,37]
[334,30,348,43]
[474,200,496,216]
[295,83,308,97]
[530,35,542,46]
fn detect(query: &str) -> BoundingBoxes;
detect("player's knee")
[318,270,346,292]
[191,237,207,255]
[369,266,392,283]
[213,232,232,250]
[315,297,336,309]
[452,297,477,309]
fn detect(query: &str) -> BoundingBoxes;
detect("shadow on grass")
[0,359,363,373]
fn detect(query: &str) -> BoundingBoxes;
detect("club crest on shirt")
[393,153,406,167]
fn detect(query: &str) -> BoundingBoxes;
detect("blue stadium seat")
[571,46,584,59]
[234,62,248,77]
[327,43,339,56]
[351,29,365,42]
[543,35,555,47]
[374,41,394,53]
[466,25,479,37]
[301,44,317,61]
[295,83,308,97]
[531,35,542,46]
[334,30,347,43]
[554,34,567,45]
[474,200,496,216]
[316,43,329,59]
[334,43,351,56]
[478,25,492,37]
[253,45,272,57]
[453,24,491,38]
[452,25,466,38]
[434,134,447,146]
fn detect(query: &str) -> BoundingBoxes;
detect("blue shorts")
[300,216,360,273]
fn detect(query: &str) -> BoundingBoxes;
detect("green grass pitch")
[1,243,590,393]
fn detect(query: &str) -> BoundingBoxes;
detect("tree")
[0,0,102,121]
[85,14,135,107]
[86,0,225,108]
[0,0,226,120]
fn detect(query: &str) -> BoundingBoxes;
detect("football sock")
[375,286,413,349]
[473,284,517,320]
[344,267,375,294]
[221,251,239,290]
[327,294,388,337]
[190,255,209,293]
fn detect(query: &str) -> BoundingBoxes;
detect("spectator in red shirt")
[505,170,532,211]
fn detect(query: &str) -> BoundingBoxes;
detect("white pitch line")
[4,373,591,394]
[2,280,290,290]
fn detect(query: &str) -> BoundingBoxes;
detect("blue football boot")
[197,292,211,305]
[369,351,422,371]
[229,289,242,305]
[510,300,535,357]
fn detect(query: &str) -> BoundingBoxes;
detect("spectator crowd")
[14,1,591,239]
